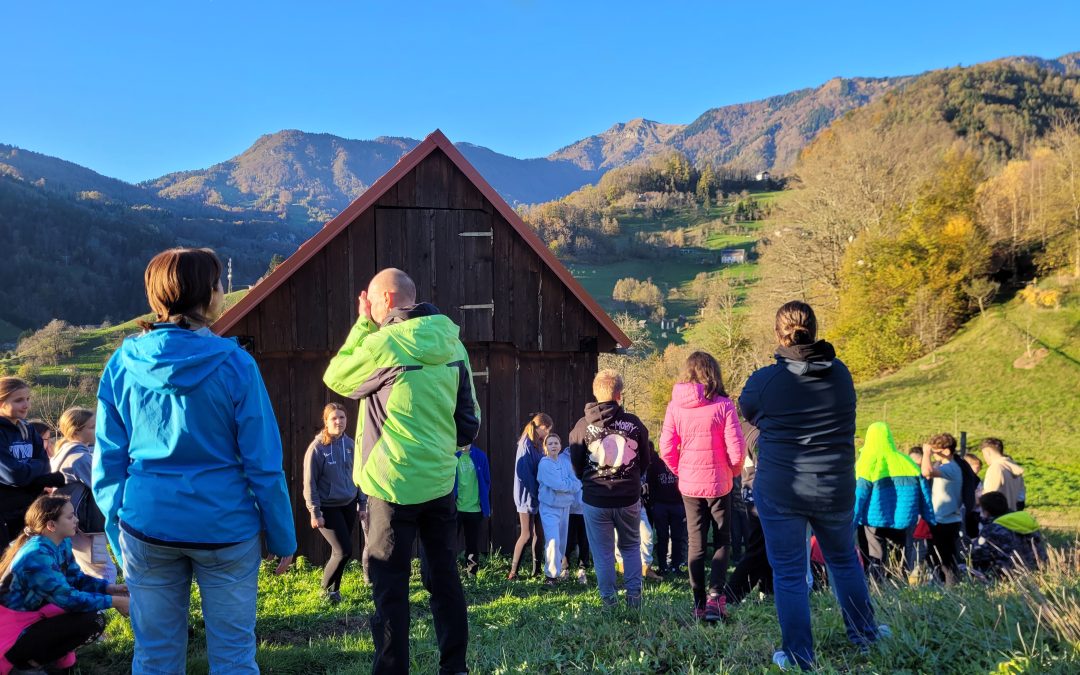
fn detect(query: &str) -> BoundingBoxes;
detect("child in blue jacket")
[454,444,491,575]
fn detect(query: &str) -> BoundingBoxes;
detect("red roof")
[213,129,630,349]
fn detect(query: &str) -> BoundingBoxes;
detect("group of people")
[0,247,1050,674]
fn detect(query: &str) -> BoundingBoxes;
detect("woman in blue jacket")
[739,301,883,671]
[93,248,296,675]
[508,413,550,579]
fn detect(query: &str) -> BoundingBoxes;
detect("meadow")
[80,549,1080,674]
[856,276,1080,529]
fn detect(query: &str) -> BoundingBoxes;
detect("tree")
[267,254,286,275]
[16,319,77,366]
[962,277,1000,316]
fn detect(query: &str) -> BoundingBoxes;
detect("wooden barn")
[212,130,630,563]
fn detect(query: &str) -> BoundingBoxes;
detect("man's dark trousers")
[367,492,468,674]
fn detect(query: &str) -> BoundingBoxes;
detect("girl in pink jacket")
[659,351,746,622]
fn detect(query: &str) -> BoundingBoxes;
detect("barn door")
[374,207,493,342]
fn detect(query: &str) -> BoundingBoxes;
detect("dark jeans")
[457,510,483,575]
[651,501,686,573]
[726,509,772,603]
[564,513,590,569]
[756,490,878,671]
[367,493,468,675]
[683,493,731,607]
[928,521,961,585]
[510,512,543,576]
[858,525,908,581]
[5,611,105,669]
[318,500,358,593]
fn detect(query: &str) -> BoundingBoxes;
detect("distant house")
[755,170,771,182]
[720,248,747,265]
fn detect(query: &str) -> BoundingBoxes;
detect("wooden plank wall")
[223,147,619,561]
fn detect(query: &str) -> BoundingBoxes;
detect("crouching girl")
[0,495,128,673]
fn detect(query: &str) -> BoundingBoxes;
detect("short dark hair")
[980,437,1005,455]
[928,433,957,453]
[142,248,222,328]
[979,491,1011,519]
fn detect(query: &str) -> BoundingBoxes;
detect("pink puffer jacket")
[659,382,746,499]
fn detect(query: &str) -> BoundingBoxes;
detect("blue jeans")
[120,531,262,675]
[755,490,878,670]
[582,502,641,602]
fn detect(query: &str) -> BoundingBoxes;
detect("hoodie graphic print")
[569,401,650,509]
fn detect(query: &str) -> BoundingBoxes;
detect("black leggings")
[564,513,591,569]
[5,611,104,669]
[510,512,543,576]
[684,493,731,607]
[318,501,357,592]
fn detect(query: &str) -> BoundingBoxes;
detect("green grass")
[567,192,781,347]
[855,278,1080,529]
[78,551,1080,673]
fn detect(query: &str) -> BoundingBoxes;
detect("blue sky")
[2,1,1078,183]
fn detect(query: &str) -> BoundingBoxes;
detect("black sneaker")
[327,590,342,604]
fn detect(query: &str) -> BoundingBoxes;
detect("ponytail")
[0,495,71,580]
[521,412,553,445]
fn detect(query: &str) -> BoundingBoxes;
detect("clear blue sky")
[2,1,1078,183]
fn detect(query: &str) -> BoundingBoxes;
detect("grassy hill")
[569,191,783,345]
[855,276,1080,529]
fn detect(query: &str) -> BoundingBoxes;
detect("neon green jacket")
[323,304,480,505]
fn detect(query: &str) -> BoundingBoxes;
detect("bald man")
[324,268,480,675]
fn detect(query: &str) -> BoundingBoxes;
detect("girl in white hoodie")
[538,433,581,585]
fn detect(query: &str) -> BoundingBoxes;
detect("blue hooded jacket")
[453,445,491,517]
[92,324,297,563]
[513,436,543,514]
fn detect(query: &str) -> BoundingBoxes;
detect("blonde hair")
[58,407,95,441]
[592,369,624,402]
[0,495,71,579]
[319,403,347,446]
[521,413,553,444]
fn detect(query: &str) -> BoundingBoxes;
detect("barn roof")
[213,129,630,349]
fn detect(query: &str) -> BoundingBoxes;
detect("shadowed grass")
[77,549,1080,674]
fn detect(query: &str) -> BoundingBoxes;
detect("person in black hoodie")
[569,369,649,608]
[739,302,884,671]
[645,441,685,577]
[0,378,65,548]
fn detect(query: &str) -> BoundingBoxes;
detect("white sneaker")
[576,568,587,585]
[772,650,794,671]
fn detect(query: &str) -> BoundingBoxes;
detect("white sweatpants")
[539,502,571,579]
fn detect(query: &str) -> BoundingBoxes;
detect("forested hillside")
[751,58,1080,379]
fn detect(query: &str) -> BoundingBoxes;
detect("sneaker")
[559,568,570,580]
[544,576,559,586]
[772,650,794,671]
[626,594,641,609]
[601,595,619,609]
[693,606,707,621]
[858,624,892,654]
[326,590,342,604]
[704,593,727,622]
[576,568,588,585]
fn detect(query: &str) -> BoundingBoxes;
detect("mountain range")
[1,51,1078,331]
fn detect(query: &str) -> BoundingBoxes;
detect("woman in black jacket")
[739,302,884,671]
